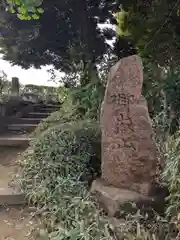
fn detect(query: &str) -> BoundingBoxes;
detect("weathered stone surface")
[100,55,158,196]
[91,179,153,216]
[0,187,26,205]
[11,77,20,96]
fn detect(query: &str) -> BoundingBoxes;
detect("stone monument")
[91,55,158,216]
[11,77,20,96]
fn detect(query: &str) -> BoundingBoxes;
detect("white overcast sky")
[0,24,114,87]
[0,55,61,87]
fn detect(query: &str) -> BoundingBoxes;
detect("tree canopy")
[1,0,180,82]
[0,0,116,78]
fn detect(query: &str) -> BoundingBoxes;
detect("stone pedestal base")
[91,179,155,217]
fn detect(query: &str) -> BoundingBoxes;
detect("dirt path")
[0,147,37,240]
[0,206,37,240]
[0,147,22,188]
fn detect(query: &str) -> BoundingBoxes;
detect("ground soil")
[0,206,37,240]
[0,147,37,240]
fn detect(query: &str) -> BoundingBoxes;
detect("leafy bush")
[20,120,101,200]
[163,131,180,217]
[36,188,118,240]
[32,107,79,136]
[20,119,111,238]
[144,65,180,135]
[33,82,104,136]
[35,197,177,240]
[70,82,104,120]
[109,208,177,240]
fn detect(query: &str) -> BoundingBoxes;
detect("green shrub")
[32,108,79,136]
[33,82,104,137]
[163,131,180,217]
[70,82,104,120]
[20,119,112,239]
[36,198,177,240]
[20,120,101,201]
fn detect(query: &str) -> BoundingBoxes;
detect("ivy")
[6,0,44,20]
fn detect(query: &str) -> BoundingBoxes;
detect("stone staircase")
[0,102,60,204]
[0,103,59,146]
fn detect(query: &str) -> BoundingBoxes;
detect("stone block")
[11,77,20,96]
[0,187,26,205]
[100,55,158,195]
[91,179,154,217]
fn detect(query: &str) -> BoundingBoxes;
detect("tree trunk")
[74,0,101,86]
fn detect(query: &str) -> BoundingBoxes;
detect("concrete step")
[35,103,61,108]
[35,108,57,113]
[8,124,37,132]
[20,118,43,124]
[0,187,26,205]
[27,112,50,118]
[0,135,32,147]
